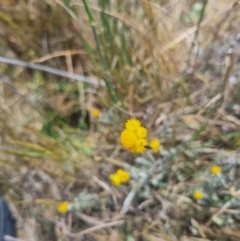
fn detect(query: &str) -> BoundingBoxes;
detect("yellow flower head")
[120,129,138,149]
[136,126,147,138]
[211,165,221,175]
[120,118,149,153]
[193,190,203,200]
[92,108,100,118]
[130,138,148,153]
[150,138,161,153]
[110,173,121,186]
[116,169,130,183]
[125,118,141,132]
[57,201,69,214]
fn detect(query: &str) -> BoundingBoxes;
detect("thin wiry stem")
[58,219,124,237]
[0,56,103,86]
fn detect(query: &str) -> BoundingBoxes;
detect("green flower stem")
[83,0,120,104]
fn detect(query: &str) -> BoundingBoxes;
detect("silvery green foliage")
[72,191,100,211]
[212,214,234,226]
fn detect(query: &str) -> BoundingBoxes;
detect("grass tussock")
[1,0,240,240]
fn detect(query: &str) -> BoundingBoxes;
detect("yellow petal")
[211,165,221,175]
[150,138,161,153]
[120,129,137,149]
[57,201,69,214]
[130,138,148,153]
[193,190,203,200]
[116,169,130,183]
[125,118,141,132]
[110,173,121,186]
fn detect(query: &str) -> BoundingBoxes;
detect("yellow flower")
[57,201,69,214]
[92,108,100,118]
[193,190,203,200]
[125,118,141,132]
[121,118,149,153]
[120,129,138,149]
[136,126,147,138]
[150,138,161,153]
[110,173,121,186]
[130,138,148,153]
[110,169,130,186]
[211,165,221,175]
[116,169,130,183]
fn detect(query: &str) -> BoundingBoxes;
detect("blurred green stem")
[83,0,120,104]
[194,0,208,42]
[188,0,208,59]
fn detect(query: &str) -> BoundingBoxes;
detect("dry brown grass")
[1,0,240,240]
